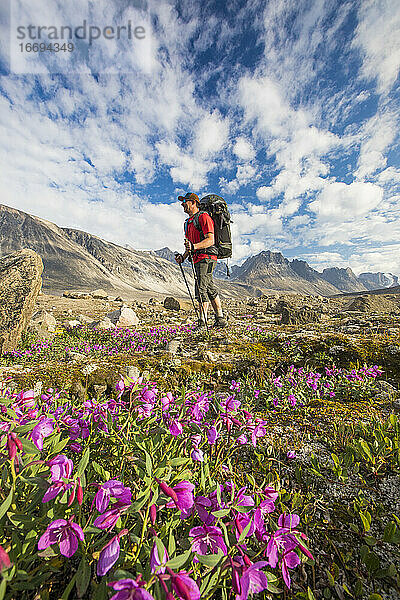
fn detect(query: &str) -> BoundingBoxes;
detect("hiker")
[175,192,227,330]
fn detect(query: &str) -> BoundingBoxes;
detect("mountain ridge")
[1,203,398,298]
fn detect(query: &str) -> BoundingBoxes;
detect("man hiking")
[175,192,227,330]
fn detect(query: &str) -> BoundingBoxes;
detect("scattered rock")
[166,339,180,355]
[281,306,321,325]
[77,315,94,325]
[125,366,140,379]
[30,310,57,332]
[91,289,109,299]
[164,297,181,311]
[0,249,43,354]
[89,317,115,330]
[82,364,98,376]
[63,291,90,299]
[65,320,82,328]
[106,306,139,327]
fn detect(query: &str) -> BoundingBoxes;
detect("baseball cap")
[178,192,200,204]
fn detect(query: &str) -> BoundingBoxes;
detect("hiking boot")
[193,320,207,332]
[212,316,227,329]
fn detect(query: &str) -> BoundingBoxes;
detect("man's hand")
[175,253,184,265]
[184,239,195,253]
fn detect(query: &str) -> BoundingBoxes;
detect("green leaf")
[167,458,188,466]
[211,509,230,518]
[76,557,91,598]
[326,569,335,586]
[307,587,316,600]
[144,450,153,476]
[166,549,192,569]
[0,579,7,600]
[155,536,167,564]
[20,437,41,455]
[61,573,77,600]
[0,489,13,520]
[76,447,90,477]
[368,595,383,600]
[238,519,252,543]
[383,521,397,542]
[168,529,176,556]
[360,510,371,532]
[15,422,38,434]
[196,552,224,568]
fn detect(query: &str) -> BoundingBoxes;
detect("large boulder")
[281,305,321,325]
[0,249,43,354]
[106,306,139,327]
[164,297,181,311]
[30,309,57,332]
[91,289,109,299]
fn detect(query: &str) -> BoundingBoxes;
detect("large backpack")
[187,194,232,259]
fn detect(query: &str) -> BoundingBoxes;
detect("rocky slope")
[321,267,367,293]
[0,204,189,298]
[358,272,399,290]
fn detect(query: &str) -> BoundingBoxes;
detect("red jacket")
[185,212,217,264]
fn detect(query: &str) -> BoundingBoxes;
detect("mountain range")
[1,203,398,298]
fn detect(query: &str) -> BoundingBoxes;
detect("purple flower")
[38,517,84,557]
[235,561,269,600]
[288,394,297,407]
[189,525,227,556]
[168,419,183,436]
[97,529,128,576]
[280,541,301,589]
[287,450,297,460]
[93,506,124,530]
[171,571,201,600]
[108,578,155,600]
[221,395,241,412]
[48,455,73,482]
[236,434,248,445]
[150,541,169,573]
[250,424,266,447]
[191,448,204,462]
[95,480,132,513]
[206,426,219,444]
[278,513,300,529]
[31,418,54,450]
[160,480,195,516]
[69,442,82,453]
[42,480,71,503]
[161,391,174,412]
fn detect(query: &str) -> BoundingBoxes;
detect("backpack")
[187,194,232,259]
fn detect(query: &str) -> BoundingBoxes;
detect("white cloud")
[352,0,400,94]
[233,137,255,161]
[308,181,384,221]
[194,111,229,158]
[256,186,274,202]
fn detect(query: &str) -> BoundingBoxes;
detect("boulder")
[106,306,139,327]
[281,306,321,325]
[0,249,43,354]
[77,314,94,325]
[164,297,181,311]
[91,289,109,299]
[30,309,57,332]
[95,317,116,330]
[63,291,90,299]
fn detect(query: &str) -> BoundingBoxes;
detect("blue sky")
[0,0,399,275]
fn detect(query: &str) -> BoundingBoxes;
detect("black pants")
[194,259,218,303]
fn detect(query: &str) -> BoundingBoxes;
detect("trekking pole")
[187,249,209,333]
[175,253,199,319]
